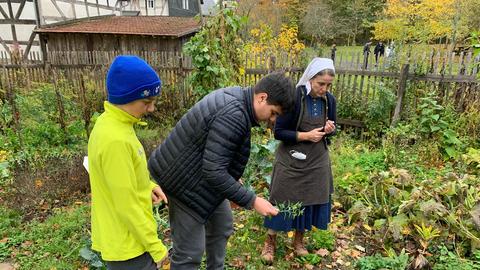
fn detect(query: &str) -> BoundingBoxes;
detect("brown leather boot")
[261,233,276,264]
[293,231,309,256]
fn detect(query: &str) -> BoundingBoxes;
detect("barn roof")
[35,15,201,37]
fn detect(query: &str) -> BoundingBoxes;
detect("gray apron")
[269,94,334,206]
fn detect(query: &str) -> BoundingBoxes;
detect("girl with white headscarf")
[261,58,337,263]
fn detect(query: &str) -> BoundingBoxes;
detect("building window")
[182,0,189,9]
[147,0,154,8]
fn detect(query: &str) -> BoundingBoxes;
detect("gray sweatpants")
[168,199,234,270]
[105,252,157,270]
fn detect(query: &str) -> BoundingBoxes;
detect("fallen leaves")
[0,264,14,270]
[35,179,43,188]
[412,253,429,269]
[316,248,330,257]
[304,263,314,269]
[234,223,245,229]
[355,245,366,252]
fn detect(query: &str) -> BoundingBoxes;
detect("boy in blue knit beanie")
[88,55,168,270]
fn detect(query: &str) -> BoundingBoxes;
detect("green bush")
[310,229,335,251]
[417,93,464,159]
[184,8,245,99]
[1,83,87,167]
[355,250,409,270]
[364,81,396,137]
[432,246,480,270]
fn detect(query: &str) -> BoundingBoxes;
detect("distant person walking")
[385,45,391,58]
[363,41,372,69]
[374,42,385,66]
[330,44,337,62]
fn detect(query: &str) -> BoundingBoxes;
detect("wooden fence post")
[3,68,23,146]
[50,68,67,139]
[177,55,188,107]
[78,71,91,139]
[269,55,276,72]
[391,64,410,127]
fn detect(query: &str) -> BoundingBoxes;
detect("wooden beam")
[54,0,114,10]
[33,0,42,26]
[6,0,18,43]
[1,39,40,45]
[391,64,410,127]
[0,19,36,24]
[22,31,37,60]
[6,0,14,18]
[49,0,67,19]
[14,0,27,19]
[10,24,17,44]
[2,63,43,68]
[0,36,11,53]
[0,0,32,3]
[409,74,478,83]
[42,15,68,22]
[0,5,9,18]
[84,0,89,17]
[70,0,76,18]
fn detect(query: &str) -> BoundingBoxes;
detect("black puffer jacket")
[148,87,258,222]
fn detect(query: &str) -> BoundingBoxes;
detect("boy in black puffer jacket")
[148,72,296,270]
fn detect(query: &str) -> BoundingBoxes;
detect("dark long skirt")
[264,199,331,232]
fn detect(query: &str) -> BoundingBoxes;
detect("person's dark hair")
[253,72,296,113]
[313,68,335,79]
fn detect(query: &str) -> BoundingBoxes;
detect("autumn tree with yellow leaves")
[373,0,479,44]
[244,23,305,56]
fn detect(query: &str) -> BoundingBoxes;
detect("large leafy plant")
[184,8,246,99]
[417,93,463,159]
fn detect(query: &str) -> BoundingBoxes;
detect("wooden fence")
[0,50,479,137]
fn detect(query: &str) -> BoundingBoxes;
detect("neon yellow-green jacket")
[88,101,167,262]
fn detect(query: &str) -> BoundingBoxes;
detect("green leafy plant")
[0,83,87,167]
[414,222,441,252]
[153,204,170,232]
[463,148,480,173]
[184,8,246,99]
[365,81,397,136]
[0,150,11,186]
[337,95,365,121]
[310,229,335,251]
[432,245,480,270]
[242,129,278,192]
[417,93,464,159]
[355,249,409,270]
[275,201,304,220]
[0,204,90,269]
[466,31,480,58]
[79,239,105,269]
[295,253,322,265]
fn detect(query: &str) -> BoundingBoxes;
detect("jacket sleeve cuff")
[150,242,168,263]
[149,181,158,191]
[244,193,256,210]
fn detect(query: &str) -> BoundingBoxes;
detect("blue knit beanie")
[106,55,161,104]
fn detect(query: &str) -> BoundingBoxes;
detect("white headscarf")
[296,58,335,95]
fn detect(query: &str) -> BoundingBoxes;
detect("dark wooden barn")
[35,15,200,60]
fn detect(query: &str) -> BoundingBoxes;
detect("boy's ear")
[259,92,268,102]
